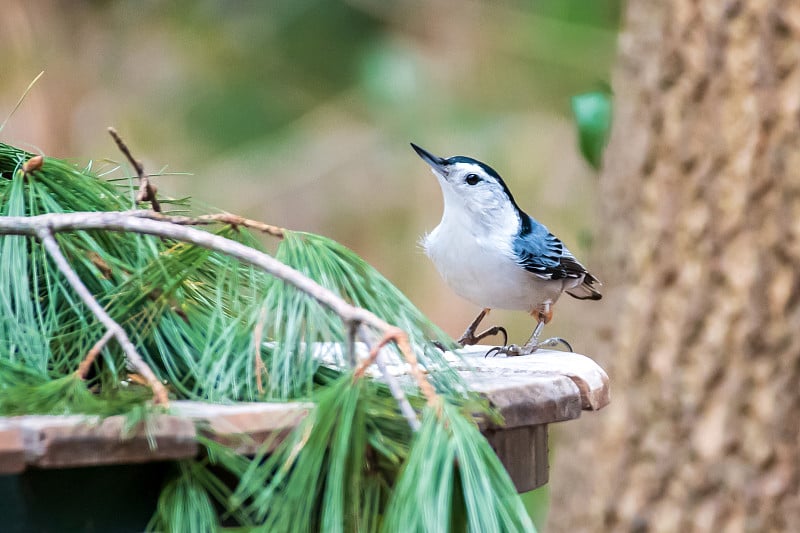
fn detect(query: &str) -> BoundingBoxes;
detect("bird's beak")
[410,143,448,176]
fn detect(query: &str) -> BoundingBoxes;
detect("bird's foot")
[484,336,573,357]
[458,325,508,347]
[431,324,509,353]
[485,344,531,357]
[539,336,573,352]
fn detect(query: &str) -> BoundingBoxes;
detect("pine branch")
[76,329,115,379]
[36,227,169,404]
[0,210,440,415]
[141,211,286,239]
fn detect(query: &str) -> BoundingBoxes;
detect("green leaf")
[571,89,612,170]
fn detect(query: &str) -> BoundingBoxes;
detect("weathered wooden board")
[175,400,311,454]
[0,421,25,474]
[0,401,311,474]
[455,347,609,491]
[0,346,610,493]
[455,347,611,414]
[10,413,197,469]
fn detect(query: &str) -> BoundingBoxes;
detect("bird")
[411,143,601,356]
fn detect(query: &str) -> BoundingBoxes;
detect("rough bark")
[549,1,800,532]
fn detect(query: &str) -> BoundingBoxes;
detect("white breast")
[423,221,566,312]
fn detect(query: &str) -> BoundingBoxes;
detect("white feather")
[422,165,573,312]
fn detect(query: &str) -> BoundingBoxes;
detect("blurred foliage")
[0,1,620,528]
[571,88,613,170]
[0,3,620,344]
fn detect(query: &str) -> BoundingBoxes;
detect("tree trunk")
[549,1,800,532]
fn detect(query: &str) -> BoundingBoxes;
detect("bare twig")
[388,328,439,408]
[35,227,169,405]
[87,251,113,279]
[357,327,422,431]
[107,128,161,212]
[354,329,397,380]
[0,211,438,413]
[355,328,437,412]
[253,305,268,395]
[131,211,284,239]
[76,329,115,379]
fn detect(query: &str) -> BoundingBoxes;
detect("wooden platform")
[0,347,609,492]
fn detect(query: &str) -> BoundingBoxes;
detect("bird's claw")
[458,325,508,347]
[484,337,573,357]
[485,344,532,357]
[540,336,573,352]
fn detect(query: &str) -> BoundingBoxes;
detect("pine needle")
[0,71,45,134]
[383,402,537,533]
[0,359,151,416]
[270,231,462,397]
[148,462,220,533]
[227,373,411,532]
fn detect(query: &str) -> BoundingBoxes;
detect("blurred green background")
[1,0,619,526]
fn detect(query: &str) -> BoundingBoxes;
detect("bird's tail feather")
[566,274,602,300]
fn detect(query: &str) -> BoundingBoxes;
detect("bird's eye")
[465,173,481,185]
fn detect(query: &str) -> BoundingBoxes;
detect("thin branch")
[385,327,439,408]
[0,211,438,409]
[107,128,161,212]
[357,327,421,431]
[354,329,396,379]
[35,227,169,405]
[76,329,115,379]
[1,212,392,331]
[131,211,284,239]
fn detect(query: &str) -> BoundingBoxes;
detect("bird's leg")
[486,301,572,357]
[457,308,508,347]
[459,308,488,344]
[523,318,547,347]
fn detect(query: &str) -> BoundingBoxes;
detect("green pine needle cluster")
[0,141,536,531]
[383,402,535,532]
[157,374,534,532]
[0,141,459,404]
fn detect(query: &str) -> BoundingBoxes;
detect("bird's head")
[411,143,521,223]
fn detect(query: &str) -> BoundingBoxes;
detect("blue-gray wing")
[513,215,602,300]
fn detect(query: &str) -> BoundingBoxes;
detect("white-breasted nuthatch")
[411,143,601,356]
